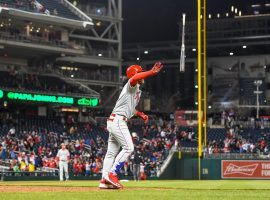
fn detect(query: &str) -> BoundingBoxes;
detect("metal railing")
[203,152,269,159]
[60,0,93,25]
[0,31,75,49]
[0,171,58,177]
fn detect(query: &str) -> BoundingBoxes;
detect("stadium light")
[229,52,234,56]
[144,50,149,54]
[195,85,198,89]
[208,105,212,109]
[226,13,229,17]
[136,57,140,61]
[98,53,102,57]
[242,45,247,49]
[254,80,263,118]
[71,74,74,78]
[217,13,220,18]
[96,9,102,14]
[231,6,234,12]
[208,14,211,19]
[192,48,196,52]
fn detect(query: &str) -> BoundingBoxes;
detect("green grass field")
[1,180,270,200]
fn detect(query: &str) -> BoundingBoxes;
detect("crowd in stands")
[0,114,177,179]
[0,0,49,14]
[1,110,270,178]
[0,69,85,95]
[206,126,269,155]
[206,110,270,154]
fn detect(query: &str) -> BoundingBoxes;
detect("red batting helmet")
[126,65,143,79]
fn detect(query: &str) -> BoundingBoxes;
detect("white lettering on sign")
[261,164,270,170]
[262,170,270,176]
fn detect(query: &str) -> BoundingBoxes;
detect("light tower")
[254,80,263,119]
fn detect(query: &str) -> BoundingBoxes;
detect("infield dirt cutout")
[0,185,173,192]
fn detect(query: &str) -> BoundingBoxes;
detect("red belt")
[107,114,128,122]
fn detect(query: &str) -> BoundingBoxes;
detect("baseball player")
[56,143,70,181]
[99,62,163,189]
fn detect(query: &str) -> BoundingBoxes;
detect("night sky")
[123,0,267,43]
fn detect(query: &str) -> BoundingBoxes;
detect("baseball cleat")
[104,172,123,189]
[99,178,119,189]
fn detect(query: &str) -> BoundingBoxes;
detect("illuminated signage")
[7,92,74,104]
[78,98,99,106]
[0,89,99,107]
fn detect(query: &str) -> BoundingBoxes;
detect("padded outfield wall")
[159,152,270,180]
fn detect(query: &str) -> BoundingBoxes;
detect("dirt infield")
[0,185,173,192]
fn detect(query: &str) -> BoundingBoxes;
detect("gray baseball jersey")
[57,149,70,161]
[112,80,141,119]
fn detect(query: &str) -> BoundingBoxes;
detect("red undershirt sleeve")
[129,70,155,86]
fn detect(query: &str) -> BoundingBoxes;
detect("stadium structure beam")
[56,56,121,67]
[69,34,119,44]
[67,0,123,97]
[0,39,84,55]
[0,7,93,29]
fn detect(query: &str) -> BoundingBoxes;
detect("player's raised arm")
[130,62,163,86]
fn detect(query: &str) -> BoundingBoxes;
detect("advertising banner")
[222,160,270,179]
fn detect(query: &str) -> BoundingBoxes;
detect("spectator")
[85,161,91,176]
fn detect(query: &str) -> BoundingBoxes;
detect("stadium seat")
[37,0,81,20]
[0,70,85,95]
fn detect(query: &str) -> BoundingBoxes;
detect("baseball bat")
[180,13,186,72]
